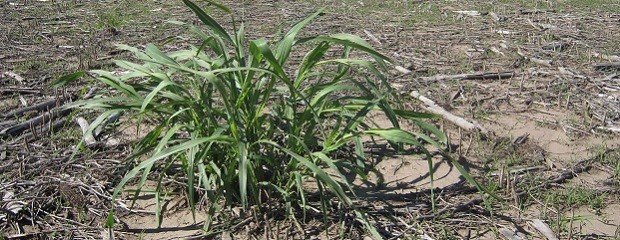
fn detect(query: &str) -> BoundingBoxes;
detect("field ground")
[1,0,620,239]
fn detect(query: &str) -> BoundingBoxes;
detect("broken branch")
[594,62,620,70]
[419,71,514,82]
[409,91,489,135]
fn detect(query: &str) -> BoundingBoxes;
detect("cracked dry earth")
[1,0,620,239]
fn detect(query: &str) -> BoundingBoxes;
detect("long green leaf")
[50,71,85,88]
[114,60,152,74]
[140,78,174,113]
[363,128,419,145]
[238,142,249,208]
[295,41,331,87]
[183,0,233,43]
[276,9,324,65]
[145,44,179,66]
[296,35,392,64]
[309,83,354,107]
[251,39,289,81]
[115,44,151,60]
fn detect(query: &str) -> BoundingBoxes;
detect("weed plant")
[55,0,481,236]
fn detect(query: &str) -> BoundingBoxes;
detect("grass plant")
[54,0,483,237]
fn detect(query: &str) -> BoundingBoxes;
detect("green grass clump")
[545,186,606,212]
[96,9,127,29]
[15,60,50,71]
[54,0,484,237]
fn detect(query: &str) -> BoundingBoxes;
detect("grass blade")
[238,142,249,208]
[276,9,324,64]
[183,0,233,43]
[50,71,85,88]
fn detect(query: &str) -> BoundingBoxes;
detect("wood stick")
[0,120,18,128]
[0,88,41,94]
[93,111,122,138]
[596,126,620,133]
[419,71,514,82]
[416,197,483,220]
[391,66,492,135]
[592,52,620,62]
[409,91,489,135]
[517,49,553,67]
[594,62,620,70]
[394,66,412,74]
[75,111,123,148]
[76,117,97,146]
[529,219,558,240]
[363,30,382,46]
[499,228,525,240]
[11,118,71,143]
[0,108,72,138]
[519,9,556,14]
[3,71,24,83]
[530,58,553,67]
[1,96,72,118]
[489,12,505,22]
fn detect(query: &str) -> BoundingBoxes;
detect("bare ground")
[1,0,620,239]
